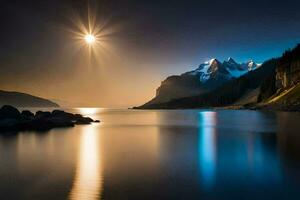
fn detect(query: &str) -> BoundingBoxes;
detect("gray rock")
[21,110,34,119]
[0,105,99,133]
[35,111,51,119]
[75,117,94,124]
[0,105,21,119]
[52,110,75,120]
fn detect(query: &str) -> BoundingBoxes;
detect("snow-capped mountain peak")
[203,58,219,66]
[227,57,237,64]
[241,60,261,71]
[186,57,260,82]
[142,57,261,107]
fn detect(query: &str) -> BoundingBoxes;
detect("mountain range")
[136,44,300,111]
[140,57,260,107]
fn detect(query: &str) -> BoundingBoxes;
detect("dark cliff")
[276,44,300,91]
[258,44,300,103]
[257,44,300,110]
[148,74,211,105]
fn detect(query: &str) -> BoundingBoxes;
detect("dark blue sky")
[100,0,300,62]
[0,0,299,106]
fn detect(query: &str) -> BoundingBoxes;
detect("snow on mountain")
[186,57,260,81]
[246,60,261,70]
[139,57,261,107]
[187,58,218,82]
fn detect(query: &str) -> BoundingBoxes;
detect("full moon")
[85,34,96,44]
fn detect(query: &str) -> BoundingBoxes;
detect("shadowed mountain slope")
[142,58,260,107]
[0,90,59,107]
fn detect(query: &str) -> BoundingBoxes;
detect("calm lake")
[1,108,300,200]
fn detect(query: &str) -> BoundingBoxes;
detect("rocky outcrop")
[0,105,99,133]
[147,74,210,105]
[252,44,300,111]
[257,46,300,103]
[275,44,300,91]
[276,61,300,92]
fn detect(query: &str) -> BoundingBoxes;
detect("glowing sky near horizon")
[0,0,300,107]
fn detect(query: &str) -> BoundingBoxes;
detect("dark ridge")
[0,90,59,107]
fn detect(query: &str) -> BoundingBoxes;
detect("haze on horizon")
[0,0,299,107]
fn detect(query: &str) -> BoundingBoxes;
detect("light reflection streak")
[76,108,102,116]
[69,125,102,200]
[198,111,217,188]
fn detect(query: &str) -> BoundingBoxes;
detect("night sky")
[0,0,300,107]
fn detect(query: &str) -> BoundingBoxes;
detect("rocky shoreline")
[0,105,100,133]
[218,103,300,112]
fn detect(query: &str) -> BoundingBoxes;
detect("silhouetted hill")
[0,90,59,107]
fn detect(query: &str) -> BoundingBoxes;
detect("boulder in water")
[21,110,34,120]
[0,105,21,119]
[0,105,100,133]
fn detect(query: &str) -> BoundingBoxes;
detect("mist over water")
[0,109,300,199]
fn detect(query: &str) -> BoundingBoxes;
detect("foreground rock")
[0,105,100,133]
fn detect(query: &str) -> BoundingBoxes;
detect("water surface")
[1,109,300,199]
